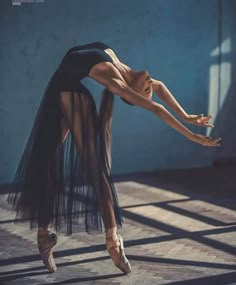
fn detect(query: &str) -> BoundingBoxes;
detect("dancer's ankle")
[105,226,117,239]
[38,225,50,233]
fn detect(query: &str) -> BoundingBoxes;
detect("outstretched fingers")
[212,137,222,146]
[197,114,214,128]
[207,137,222,146]
[197,134,221,146]
[202,115,214,128]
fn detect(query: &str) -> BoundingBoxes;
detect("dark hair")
[120,97,135,106]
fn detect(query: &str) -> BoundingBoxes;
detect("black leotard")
[58,41,116,81]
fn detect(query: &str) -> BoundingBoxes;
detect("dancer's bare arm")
[107,78,220,146]
[152,79,188,120]
[90,64,220,147]
[152,78,215,128]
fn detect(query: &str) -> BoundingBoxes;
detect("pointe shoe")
[106,233,131,274]
[37,230,58,273]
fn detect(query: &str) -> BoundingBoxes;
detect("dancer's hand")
[184,114,214,128]
[189,133,221,147]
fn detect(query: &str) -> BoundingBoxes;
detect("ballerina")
[7,41,221,274]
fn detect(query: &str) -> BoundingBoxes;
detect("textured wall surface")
[0,0,235,183]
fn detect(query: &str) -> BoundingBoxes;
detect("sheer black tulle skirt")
[7,69,124,235]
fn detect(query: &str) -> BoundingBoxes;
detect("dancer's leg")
[97,91,124,264]
[98,90,117,235]
[37,109,70,273]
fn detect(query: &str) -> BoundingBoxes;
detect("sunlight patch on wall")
[207,38,231,136]
[210,37,231,56]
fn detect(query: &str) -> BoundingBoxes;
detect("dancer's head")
[121,70,153,106]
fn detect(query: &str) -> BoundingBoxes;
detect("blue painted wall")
[0,0,235,184]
